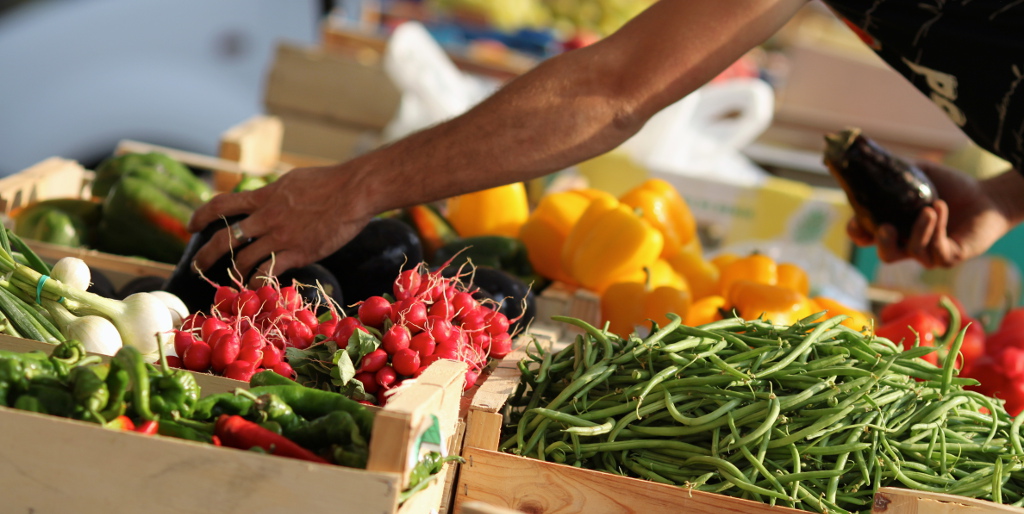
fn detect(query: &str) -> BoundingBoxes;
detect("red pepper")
[107,415,136,431]
[214,415,329,465]
[875,310,945,365]
[880,293,968,325]
[965,348,1024,416]
[134,420,160,436]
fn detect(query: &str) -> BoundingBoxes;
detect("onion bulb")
[149,291,189,328]
[50,257,91,291]
[66,315,123,356]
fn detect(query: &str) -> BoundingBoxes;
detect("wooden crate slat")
[456,447,796,514]
[871,487,1024,513]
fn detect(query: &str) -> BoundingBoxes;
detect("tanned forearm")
[344,0,810,217]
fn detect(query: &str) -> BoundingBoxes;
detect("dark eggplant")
[442,265,535,334]
[823,128,937,245]
[87,267,118,299]
[162,214,248,313]
[317,218,423,305]
[117,275,169,300]
[277,263,344,314]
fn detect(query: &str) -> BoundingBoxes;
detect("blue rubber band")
[36,275,48,305]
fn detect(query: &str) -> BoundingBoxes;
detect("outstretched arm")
[189,0,809,279]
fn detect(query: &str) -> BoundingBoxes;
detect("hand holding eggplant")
[835,133,1024,268]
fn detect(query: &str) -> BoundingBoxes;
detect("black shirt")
[821,0,1024,170]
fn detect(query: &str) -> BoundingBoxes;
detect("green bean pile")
[501,313,1024,513]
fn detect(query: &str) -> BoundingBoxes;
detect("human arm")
[189,0,810,280]
[847,164,1024,268]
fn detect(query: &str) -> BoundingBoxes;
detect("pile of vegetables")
[0,226,182,360]
[286,261,521,404]
[501,312,1024,512]
[0,338,458,495]
[13,152,213,264]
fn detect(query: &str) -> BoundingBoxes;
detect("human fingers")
[927,200,962,267]
[250,250,309,288]
[188,189,264,233]
[904,206,938,268]
[230,235,287,283]
[874,224,906,263]
[846,218,875,246]
[190,213,266,273]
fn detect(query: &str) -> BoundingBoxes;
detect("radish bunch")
[170,282,319,382]
[346,264,517,401]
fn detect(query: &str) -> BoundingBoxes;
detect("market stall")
[1,1,1023,513]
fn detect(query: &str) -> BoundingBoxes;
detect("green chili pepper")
[13,394,45,413]
[112,346,155,421]
[250,370,301,388]
[191,391,255,420]
[248,385,375,436]
[157,418,214,443]
[70,365,110,422]
[254,393,304,434]
[287,410,368,452]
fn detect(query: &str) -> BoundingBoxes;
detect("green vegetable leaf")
[334,350,356,386]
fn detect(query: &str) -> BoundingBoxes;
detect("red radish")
[463,369,480,391]
[376,366,398,388]
[392,348,420,376]
[428,299,455,321]
[420,354,443,368]
[429,317,454,343]
[240,328,267,351]
[461,310,488,332]
[486,312,510,335]
[410,331,436,358]
[234,289,261,319]
[471,331,492,351]
[166,355,184,369]
[224,359,258,382]
[394,298,428,330]
[261,343,283,368]
[181,313,206,332]
[317,318,338,338]
[295,309,319,331]
[256,285,280,310]
[211,330,242,373]
[433,343,458,360]
[183,341,212,371]
[417,277,446,303]
[279,286,302,311]
[173,331,196,357]
[264,307,293,324]
[207,328,236,352]
[272,361,296,380]
[334,317,365,348]
[394,269,422,301]
[201,317,230,341]
[382,324,412,354]
[286,320,315,349]
[355,371,379,393]
[359,348,389,373]
[490,332,513,359]
[213,286,239,313]
[359,296,392,328]
[451,292,477,319]
[237,345,264,365]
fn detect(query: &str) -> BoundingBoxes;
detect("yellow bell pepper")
[562,196,663,293]
[813,296,874,332]
[727,280,815,326]
[718,253,778,298]
[446,182,530,238]
[685,295,726,326]
[667,239,719,301]
[777,263,810,296]
[518,189,615,284]
[619,179,697,260]
[602,267,691,337]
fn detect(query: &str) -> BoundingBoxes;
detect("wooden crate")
[0,157,175,290]
[533,281,601,339]
[320,22,536,83]
[0,355,468,513]
[454,338,1024,514]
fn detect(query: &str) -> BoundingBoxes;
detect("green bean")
[753,317,846,379]
[665,396,740,426]
[723,397,780,451]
